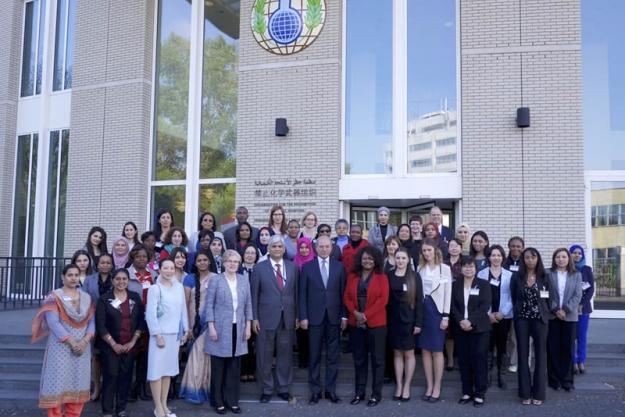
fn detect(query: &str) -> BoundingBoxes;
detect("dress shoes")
[277,392,293,402]
[350,395,363,405]
[259,394,271,403]
[309,393,321,405]
[324,392,341,403]
[366,398,380,407]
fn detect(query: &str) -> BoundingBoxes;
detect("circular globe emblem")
[252,0,326,55]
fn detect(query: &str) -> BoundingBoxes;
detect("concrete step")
[0,343,45,360]
[0,373,41,390]
[0,334,38,344]
[0,357,43,373]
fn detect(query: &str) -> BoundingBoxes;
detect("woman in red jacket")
[344,246,389,407]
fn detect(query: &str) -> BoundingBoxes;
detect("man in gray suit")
[251,235,299,403]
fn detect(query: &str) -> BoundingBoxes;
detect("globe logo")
[252,0,326,55]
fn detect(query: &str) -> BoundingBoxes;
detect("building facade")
[1,0,624,312]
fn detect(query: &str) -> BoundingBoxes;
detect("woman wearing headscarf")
[455,224,471,255]
[255,227,271,259]
[294,237,315,368]
[32,264,96,417]
[569,244,594,374]
[423,222,449,260]
[367,207,398,253]
[111,237,131,270]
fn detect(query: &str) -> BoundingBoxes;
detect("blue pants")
[575,314,590,364]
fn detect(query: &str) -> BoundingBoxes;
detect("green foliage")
[199,183,236,226]
[305,0,322,32]
[253,0,267,36]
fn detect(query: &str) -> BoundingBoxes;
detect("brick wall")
[0,2,24,257]
[460,0,585,255]
[237,0,342,227]
[63,0,154,255]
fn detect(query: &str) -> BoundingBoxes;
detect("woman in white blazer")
[416,239,452,403]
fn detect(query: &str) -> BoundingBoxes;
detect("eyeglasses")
[319,229,331,234]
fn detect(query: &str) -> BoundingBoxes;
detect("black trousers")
[211,324,241,408]
[515,318,548,401]
[308,314,341,395]
[349,326,386,400]
[491,319,512,371]
[100,348,136,414]
[547,319,576,389]
[297,327,309,367]
[133,336,149,390]
[455,330,489,398]
[240,334,256,377]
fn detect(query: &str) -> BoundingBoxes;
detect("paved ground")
[1,310,624,416]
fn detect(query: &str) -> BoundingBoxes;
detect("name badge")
[469,288,480,296]
[509,265,519,272]
[142,281,151,289]
[581,282,591,291]
[110,298,122,308]
[62,296,72,301]
[402,284,408,292]
[490,279,500,287]
[540,290,550,299]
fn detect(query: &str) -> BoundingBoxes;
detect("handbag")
[156,284,165,318]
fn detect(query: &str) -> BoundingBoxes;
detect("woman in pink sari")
[294,237,315,368]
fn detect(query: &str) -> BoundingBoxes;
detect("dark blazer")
[95,290,145,350]
[224,224,259,250]
[440,225,454,243]
[451,278,492,334]
[299,257,347,326]
[343,272,389,328]
[510,272,552,324]
[386,270,424,328]
[250,258,298,331]
[312,240,342,261]
[579,265,595,314]
[547,269,582,322]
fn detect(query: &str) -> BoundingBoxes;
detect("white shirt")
[463,285,471,320]
[318,256,330,284]
[421,265,437,295]
[270,258,286,287]
[227,277,238,323]
[557,271,567,308]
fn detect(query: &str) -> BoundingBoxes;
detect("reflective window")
[591,181,625,310]
[200,1,239,179]
[44,130,69,257]
[151,185,186,229]
[53,0,76,91]
[199,184,236,229]
[344,0,393,175]
[407,0,457,173]
[20,0,46,97]
[153,0,192,180]
[11,134,39,257]
[583,1,625,170]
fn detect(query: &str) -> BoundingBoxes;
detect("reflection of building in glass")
[591,186,625,298]
[406,109,457,173]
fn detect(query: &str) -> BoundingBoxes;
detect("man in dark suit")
[430,206,454,242]
[299,236,347,404]
[251,235,298,403]
[223,206,259,249]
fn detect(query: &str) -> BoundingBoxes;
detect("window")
[410,158,431,169]
[11,134,39,256]
[583,1,625,170]
[409,142,431,152]
[344,0,393,175]
[20,0,46,97]
[436,137,456,147]
[151,0,238,229]
[53,0,76,91]
[407,0,457,173]
[344,0,457,176]
[44,130,69,257]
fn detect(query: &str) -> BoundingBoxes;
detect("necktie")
[321,259,329,288]
[276,263,284,290]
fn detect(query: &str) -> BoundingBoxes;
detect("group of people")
[33,205,595,417]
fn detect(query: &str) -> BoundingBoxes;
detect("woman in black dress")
[387,248,424,401]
